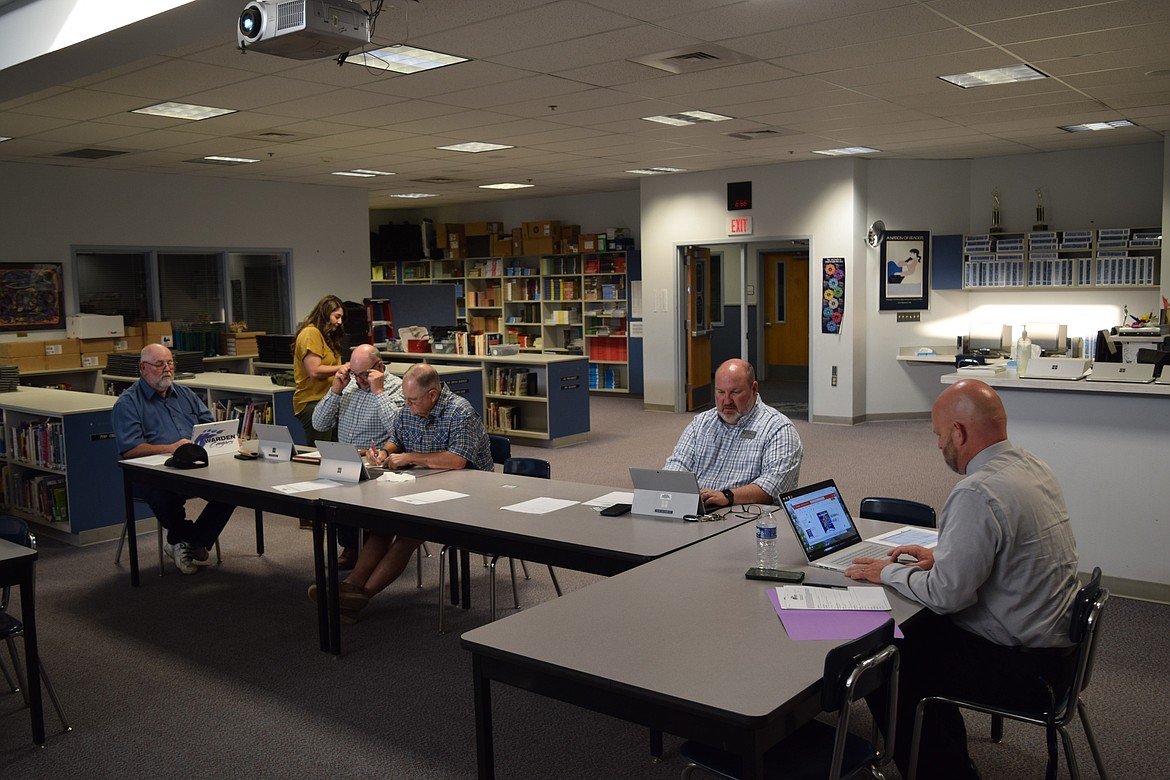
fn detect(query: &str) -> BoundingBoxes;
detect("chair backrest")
[0,515,32,549]
[488,434,512,467]
[858,497,936,529]
[503,457,551,480]
[1068,567,1108,700]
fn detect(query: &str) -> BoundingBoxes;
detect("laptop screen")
[778,479,863,560]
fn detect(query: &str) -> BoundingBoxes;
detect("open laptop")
[1085,362,1155,384]
[1019,357,1090,381]
[190,418,240,457]
[315,440,384,483]
[778,479,937,572]
[254,423,295,461]
[630,468,703,519]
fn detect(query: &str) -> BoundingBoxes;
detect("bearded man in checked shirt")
[664,359,803,508]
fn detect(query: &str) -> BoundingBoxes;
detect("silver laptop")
[1085,363,1155,384]
[779,479,937,572]
[190,418,240,457]
[630,468,703,519]
[315,440,384,483]
[1020,357,1089,381]
[255,423,295,461]
[1157,371,1170,386]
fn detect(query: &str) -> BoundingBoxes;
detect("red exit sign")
[727,216,753,236]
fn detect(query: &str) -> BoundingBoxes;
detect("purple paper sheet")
[768,588,904,640]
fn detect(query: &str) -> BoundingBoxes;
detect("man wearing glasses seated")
[665,358,803,509]
[311,343,404,567]
[112,343,237,575]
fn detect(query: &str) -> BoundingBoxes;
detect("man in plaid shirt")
[322,363,492,623]
[665,359,803,509]
[311,343,403,567]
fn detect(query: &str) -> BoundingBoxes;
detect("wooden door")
[763,254,809,375]
[684,246,712,410]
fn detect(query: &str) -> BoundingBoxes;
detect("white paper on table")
[501,497,580,515]
[390,489,468,505]
[583,491,634,507]
[272,479,342,494]
[126,454,170,465]
[776,585,892,611]
[376,471,416,483]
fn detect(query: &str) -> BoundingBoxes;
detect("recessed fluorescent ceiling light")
[812,146,880,156]
[436,142,513,153]
[626,167,688,174]
[346,45,467,74]
[132,102,236,120]
[332,169,395,177]
[0,136,11,142]
[198,155,259,165]
[1059,120,1137,132]
[388,193,438,199]
[939,64,1047,88]
[479,182,533,189]
[642,110,733,126]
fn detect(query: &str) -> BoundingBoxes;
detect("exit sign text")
[727,216,753,236]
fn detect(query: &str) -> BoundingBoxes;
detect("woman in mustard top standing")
[293,294,346,445]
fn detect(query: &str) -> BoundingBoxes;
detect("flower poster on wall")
[822,258,844,334]
[0,263,65,331]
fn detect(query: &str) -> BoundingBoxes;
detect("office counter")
[941,372,1169,597]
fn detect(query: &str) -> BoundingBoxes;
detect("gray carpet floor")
[1,395,1163,778]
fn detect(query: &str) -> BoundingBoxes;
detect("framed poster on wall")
[879,231,930,311]
[0,263,65,331]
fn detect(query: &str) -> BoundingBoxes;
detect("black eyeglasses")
[352,362,383,380]
[142,360,175,369]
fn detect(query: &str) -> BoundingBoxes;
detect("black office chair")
[680,619,899,780]
[858,497,936,528]
[1136,347,1169,377]
[0,516,71,735]
[909,567,1109,780]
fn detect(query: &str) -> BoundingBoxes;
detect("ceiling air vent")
[412,177,466,184]
[53,148,129,160]
[726,129,793,141]
[630,44,754,75]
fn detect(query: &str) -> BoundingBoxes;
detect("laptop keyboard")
[825,542,890,568]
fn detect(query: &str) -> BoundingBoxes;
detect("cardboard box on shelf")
[43,353,81,371]
[12,356,47,373]
[491,236,514,257]
[66,313,125,339]
[581,233,607,252]
[40,338,80,356]
[124,325,143,337]
[136,321,173,347]
[0,339,51,359]
[559,224,580,241]
[466,234,492,258]
[113,335,144,352]
[81,353,108,369]
[465,221,504,236]
[79,337,115,353]
[523,220,560,239]
[512,228,524,254]
[525,237,556,256]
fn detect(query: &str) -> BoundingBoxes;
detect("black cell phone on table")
[599,503,632,517]
[744,567,805,583]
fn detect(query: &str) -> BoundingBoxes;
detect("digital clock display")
[727,180,752,211]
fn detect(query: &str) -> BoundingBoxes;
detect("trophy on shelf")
[990,188,1004,234]
[1033,187,1048,231]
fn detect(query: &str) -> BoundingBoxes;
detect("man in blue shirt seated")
[846,379,1080,779]
[309,363,493,623]
[311,343,403,568]
[112,344,236,575]
[664,358,803,508]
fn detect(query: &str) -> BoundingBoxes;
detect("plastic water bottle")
[1014,328,1032,375]
[756,512,779,569]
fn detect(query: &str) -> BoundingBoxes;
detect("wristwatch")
[721,488,735,507]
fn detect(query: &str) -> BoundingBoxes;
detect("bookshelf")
[381,352,589,447]
[371,251,639,393]
[961,227,1160,290]
[0,386,147,545]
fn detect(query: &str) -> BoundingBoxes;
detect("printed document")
[502,497,580,515]
[776,585,892,611]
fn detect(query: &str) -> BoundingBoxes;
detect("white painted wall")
[0,161,371,337]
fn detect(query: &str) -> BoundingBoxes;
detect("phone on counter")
[744,567,805,583]
[599,503,632,517]
[234,451,259,460]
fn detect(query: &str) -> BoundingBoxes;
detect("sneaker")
[307,582,370,612]
[164,542,198,575]
[190,546,210,563]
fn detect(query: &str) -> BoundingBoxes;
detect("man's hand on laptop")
[844,544,933,583]
[700,488,728,508]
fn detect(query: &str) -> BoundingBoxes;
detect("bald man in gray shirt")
[846,379,1080,780]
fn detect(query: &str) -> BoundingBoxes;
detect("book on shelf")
[487,401,520,432]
